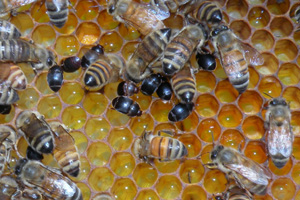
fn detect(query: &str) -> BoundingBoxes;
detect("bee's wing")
[226,156,271,186]
[0,132,10,144]
[240,43,264,66]
[148,0,170,20]
[219,48,244,77]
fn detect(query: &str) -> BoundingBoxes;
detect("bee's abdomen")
[0,20,21,40]
[0,85,19,105]
[0,144,6,174]
[46,1,68,28]
[271,153,289,169]
[54,151,80,177]
[194,1,222,25]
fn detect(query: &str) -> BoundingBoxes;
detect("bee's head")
[210,145,224,160]
[15,158,28,176]
[211,25,228,37]
[269,98,288,107]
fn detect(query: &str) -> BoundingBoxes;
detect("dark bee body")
[81,45,104,69]
[162,24,207,76]
[210,145,271,195]
[112,96,142,117]
[15,159,83,200]
[0,83,19,105]
[26,146,44,161]
[0,125,16,175]
[125,28,171,82]
[0,104,11,114]
[15,110,54,154]
[156,81,172,100]
[0,39,55,70]
[0,19,21,39]
[0,175,19,200]
[45,0,69,28]
[211,25,263,94]
[49,121,80,177]
[47,65,63,92]
[196,49,216,71]
[265,98,293,169]
[171,65,196,103]
[168,102,194,122]
[141,74,162,96]
[62,56,81,72]
[117,81,139,96]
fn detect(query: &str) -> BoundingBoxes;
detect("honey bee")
[290,4,300,23]
[211,25,264,94]
[117,81,139,96]
[0,19,21,39]
[0,63,27,91]
[125,28,172,83]
[45,0,69,28]
[0,83,19,105]
[17,188,43,200]
[49,121,80,177]
[47,65,63,92]
[15,158,83,200]
[196,49,217,71]
[15,110,54,154]
[0,0,37,17]
[112,96,142,117]
[168,102,194,122]
[62,56,81,73]
[26,146,44,161]
[162,24,208,76]
[171,64,196,104]
[133,130,187,162]
[107,0,169,36]
[154,0,191,13]
[81,44,104,69]
[0,39,55,71]
[265,97,293,169]
[82,54,123,91]
[0,125,16,175]
[209,145,271,195]
[0,175,19,199]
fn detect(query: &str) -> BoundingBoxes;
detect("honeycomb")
[2,0,300,199]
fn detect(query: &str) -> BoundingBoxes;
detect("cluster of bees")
[0,0,299,199]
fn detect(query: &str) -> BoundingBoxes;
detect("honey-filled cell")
[131,93,152,111]
[77,183,91,200]
[258,76,282,98]
[59,82,84,104]
[106,108,131,127]
[64,68,82,81]
[175,111,198,132]
[85,117,110,140]
[97,10,119,30]
[197,118,221,143]
[278,63,300,86]
[99,31,123,53]
[248,67,260,89]
[83,92,108,115]
[32,25,56,47]
[248,7,270,28]
[275,39,298,62]
[30,2,49,23]
[155,175,182,200]
[200,144,214,165]
[76,22,101,45]
[294,31,300,46]
[179,159,205,184]
[87,141,111,167]
[220,129,245,150]
[163,13,184,31]
[70,131,88,154]
[122,42,140,60]
[269,157,292,176]
[270,17,293,38]
[111,178,137,200]
[213,59,227,79]
[154,159,180,174]
[0,105,15,124]
[16,87,39,110]
[178,134,201,158]
[103,81,120,100]
[35,72,54,95]
[129,113,154,136]
[110,152,135,177]
[218,104,243,128]
[55,35,80,56]
[136,189,159,200]
[226,0,248,18]
[255,53,279,75]
[70,156,90,181]
[282,87,300,110]
[41,153,58,168]
[203,170,227,194]
[54,12,78,35]
[244,141,267,164]
[93,193,114,200]
[61,106,86,129]
[242,116,265,140]
[18,63,35,84]
[107,127,133,151]
[292,111,300,136]
[292,162,300,185]
[182,185,207,200]
[10,13,34,36]
[195,71,216,93]
[119,23,141,41]
[251,30,274,51]
[247,0,265,4]
[88,167,114,192]
[37,95,62,119]
[267,0,290,15]
[75,0,99,20]
[238,90,262,115]
[296,190,300,200]
[195,94,219,118]
[230,20,251,40]
[133,163,158,188]
[215,80,239,103]
[293,137,300,160]
[150,100,173,122]
[271,178,296,200]
[16,136,28,158]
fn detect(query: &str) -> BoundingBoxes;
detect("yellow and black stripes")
[192,1,222,26]
[0,83,19,105]
[7,65,27,90]
[45,0,69,28]
[0,19,21,39]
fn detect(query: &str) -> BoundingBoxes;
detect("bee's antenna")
[263,92,274,99]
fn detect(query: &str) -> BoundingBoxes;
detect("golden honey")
[179,159,205,184]
[37,95,62,119]
[155,175,182,199]
[110,152,135,176]
[111,178,137,199]
[87,142,111,167]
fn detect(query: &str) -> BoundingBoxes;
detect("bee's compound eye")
[47,58,53,66]
[281,100,287,106]
[108,5,115,14]
[270,100,277,105]
[211,29,220,36]
[221,25,228,30]
[211,150,218,160]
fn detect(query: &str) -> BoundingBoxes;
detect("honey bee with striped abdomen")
[208,145,271,195]
[0,63,27,91]
[15,158,83,200]
[0,125,16,175]
[0,19,21,39]
[0,83,19,105]
[265,97,293,169]
[211,24,264,94]
[49,121,80,177]
[133,130,187,162]
[15,110,54,154]
[0,175,19,199]
[45,0,69,28]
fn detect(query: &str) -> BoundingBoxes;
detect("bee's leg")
[187,171,192,183]
[204,163,218,169]
[230,171,251,197]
